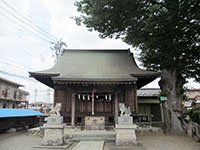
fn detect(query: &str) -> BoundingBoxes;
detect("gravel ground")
[0,131,47,150]
[0,131,199,150]
[106,132,200,150]
[137,133,200,150]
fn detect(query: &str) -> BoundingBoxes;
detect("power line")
[0,18,51,50]
[0,59,29,71]
[0,4,53,42]
[0,35,36,57]
[0,37,33,57]
[0,55,32,70]
[0,5,62,63]
[0,19,54,63]
[0,34,47,63]
[0,18,52,52]
[0,11,51,43]
[0,33,47,61]
[0,0,58,42]
[0,30,53,62]
[0,69,37,83]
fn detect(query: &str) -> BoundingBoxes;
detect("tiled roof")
[29,49,160,88]
[138,88,161,97]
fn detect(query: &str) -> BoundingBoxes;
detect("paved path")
[72,141,104,150]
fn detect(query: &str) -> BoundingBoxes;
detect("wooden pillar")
[26,101,28,109]
[53,89,56,107]
[92,89,95,115]
[114,92,119,125]
[135,89,138,113]
[71,92,76,128]
[160,102,164,124]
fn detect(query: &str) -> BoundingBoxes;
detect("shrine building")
[29,49,160,128]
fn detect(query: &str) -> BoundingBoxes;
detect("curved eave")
[131,72,161,89]
[28,72,60,88]
[131,72,161,77]
[54,80,136,85]
[29,72,60,77]
[53,76,137,85]
[52,76,137,82]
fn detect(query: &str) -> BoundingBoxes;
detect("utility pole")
[34,89,38,103]
[46,88,51,103]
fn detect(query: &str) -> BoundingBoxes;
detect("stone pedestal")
[115,124,137,146]
[118,116,133,125]
[85,116,105,130]
[47,116,63,124]
[42,116,65,146]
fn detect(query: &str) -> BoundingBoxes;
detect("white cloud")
[42,0,130,49]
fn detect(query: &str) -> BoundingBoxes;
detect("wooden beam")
[114,92,119,125]
[71,92,76,128]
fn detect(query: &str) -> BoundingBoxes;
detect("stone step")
[70,137,115,142]
[69,133,116,138]
[72,141,104,150]
[65,130,116,142]
[66,132,116,142]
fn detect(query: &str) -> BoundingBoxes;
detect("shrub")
[187,106,200,124]
[191,110,200,123]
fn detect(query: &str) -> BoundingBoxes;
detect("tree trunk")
[159,69,186,135]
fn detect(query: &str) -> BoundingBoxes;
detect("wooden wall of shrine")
[53,84,138,125]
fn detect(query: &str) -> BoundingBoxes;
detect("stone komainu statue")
[50,103,61,117]
[119,103,131,117]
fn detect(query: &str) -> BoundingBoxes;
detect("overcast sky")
[0,0,199,103]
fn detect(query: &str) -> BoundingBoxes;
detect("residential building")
[185,89,200,107]
[185,89,200,100]
[0,77,29,109]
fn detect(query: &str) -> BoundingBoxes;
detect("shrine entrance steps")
[72,141,104,150]
[64,129,116,142]
[63,126,161,142]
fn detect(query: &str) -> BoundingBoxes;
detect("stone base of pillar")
[42,124,65,146]
[115,124,137,146]
[42,116,65,146]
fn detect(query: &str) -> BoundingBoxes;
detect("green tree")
[75,0,200,134]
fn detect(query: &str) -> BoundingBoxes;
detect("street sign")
[160,96,167,101]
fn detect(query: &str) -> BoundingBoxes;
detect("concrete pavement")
[72,141,104,150]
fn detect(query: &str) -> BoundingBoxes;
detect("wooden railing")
[132,113,154,127]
